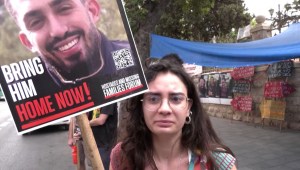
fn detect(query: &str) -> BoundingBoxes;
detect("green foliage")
[270,0,300,33]
[0,10,33,65]
[123,0,153,33]
[124,0,251,43]
[97,0,127,40]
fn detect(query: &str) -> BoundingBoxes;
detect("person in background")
[88,104,118,170]
[145,53,184,68]
[68,103,118,170]
[110,60,236,169]
[68,117,91,170]
[161,53,184,67]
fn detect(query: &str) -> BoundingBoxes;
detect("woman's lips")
[155,120,174,127]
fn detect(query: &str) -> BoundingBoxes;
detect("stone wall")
[202,62,300,130]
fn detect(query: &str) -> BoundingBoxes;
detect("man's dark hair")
[4,0,87,22]
[161,53,184,67]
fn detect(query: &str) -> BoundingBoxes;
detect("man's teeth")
[58,39,78,51]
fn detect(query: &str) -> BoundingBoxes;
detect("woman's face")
[142,72,192,136]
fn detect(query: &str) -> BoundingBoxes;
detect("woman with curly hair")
[110,59,237,170]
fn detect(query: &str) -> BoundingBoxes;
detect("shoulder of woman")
[211,151,236,170]
[111,142,122,155]
[110,142,123,170]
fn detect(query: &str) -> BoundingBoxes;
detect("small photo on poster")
[207,74,220,98]
[198,75,207,98]
[219,72,233,98]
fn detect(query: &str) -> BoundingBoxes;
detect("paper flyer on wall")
[0,0,148,135]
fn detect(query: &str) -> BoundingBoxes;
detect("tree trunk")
[133,0,172,68]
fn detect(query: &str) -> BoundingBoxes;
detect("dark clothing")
[88,103,118,170]
[99,147,110,170]
[88,103,118,148]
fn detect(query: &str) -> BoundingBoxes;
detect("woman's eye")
[170,95,184,104]
[147,96,160,103]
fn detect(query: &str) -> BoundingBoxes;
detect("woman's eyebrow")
[144,92,160,96]
[169,92,185,95]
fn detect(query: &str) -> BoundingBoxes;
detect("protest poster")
[198,75,207,98]
[282,83,296,97]
[230,66,254,80]
[260,99,286,120]
[232,80,251,93]
[207,74,220,98]
[264,81,284,98]
[267,60,293,79]
[231,96,252,112]
[264,81,296,98]
[219,72,233,99]
[0,0,148,134]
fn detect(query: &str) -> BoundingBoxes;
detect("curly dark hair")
[118,60,233,170]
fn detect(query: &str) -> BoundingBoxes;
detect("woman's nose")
[157,98,172,114]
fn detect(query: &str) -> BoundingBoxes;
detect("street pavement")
[210,116,300,170]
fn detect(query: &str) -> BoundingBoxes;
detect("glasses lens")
[143,94,161,111]
[169,94,188,110]
[142,93,189,111]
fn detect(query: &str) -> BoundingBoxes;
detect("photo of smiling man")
[0,0,147,134]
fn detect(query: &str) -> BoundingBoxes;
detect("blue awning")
[150,23,300,68]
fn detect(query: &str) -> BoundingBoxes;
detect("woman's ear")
[87,0,100,23]
[19,32,37,53]
[187,100,193,116]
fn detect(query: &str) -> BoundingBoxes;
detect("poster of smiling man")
[0,0,148,134]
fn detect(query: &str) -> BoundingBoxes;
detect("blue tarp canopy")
[150,23,300,68]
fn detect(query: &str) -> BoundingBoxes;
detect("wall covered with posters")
[197,61,300,130]
[197,72,234,106]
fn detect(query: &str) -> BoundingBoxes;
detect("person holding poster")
[2,0,147,134]
[68,103,118,170]
[88,103,118,170]
[68,117,91,170]
[110,61,236,170]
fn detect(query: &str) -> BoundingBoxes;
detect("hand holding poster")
[0,0,148,135]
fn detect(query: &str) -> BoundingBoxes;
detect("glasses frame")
[140,94,192,112]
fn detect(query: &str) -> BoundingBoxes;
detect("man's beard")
[43,27,101,81]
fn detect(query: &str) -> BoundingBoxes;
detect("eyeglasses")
[141,93,191,112]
